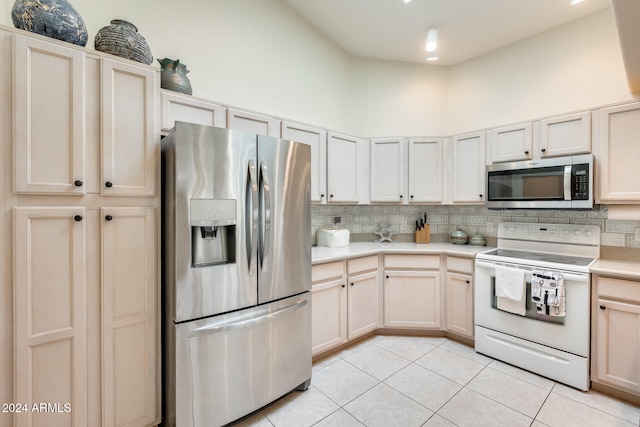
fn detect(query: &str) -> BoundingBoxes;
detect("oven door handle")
[475,260,590,283]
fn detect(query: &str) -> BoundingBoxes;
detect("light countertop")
[590,259,640,281]
[312,241,492,264]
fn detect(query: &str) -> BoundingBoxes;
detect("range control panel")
[498,222,601,246]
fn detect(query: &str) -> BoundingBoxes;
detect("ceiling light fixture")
[425,28,438,53]
[426,55,438,61]
[403,0,413,3]
[570,0,584,4]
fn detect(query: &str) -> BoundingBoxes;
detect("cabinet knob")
[350,282,354,286]
[541,148,546,153]
[599,305,606,310]
[400,195,403,199]
[410,195,414,199]
[74,180,83,187]
[479,194,483,198]
[524,151,529,155]
[105,215,113,221]
[73,215,83,222]
[341,284,345,288]
[386,275,389,279]
[105,181,113,188]
[321,194,325,198]
[330,194,334,198]
[466,280,470,284]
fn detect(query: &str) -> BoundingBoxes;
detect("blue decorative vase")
[11,0,88,46]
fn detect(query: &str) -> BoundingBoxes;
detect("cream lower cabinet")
[13,206,159,426]
[14,207,88,427]
[101,207,158,427]
[445,257,474,339]
[592,275,640,397]
[383,255,440,329]
[311,261,347,355]
[311,255,379,356]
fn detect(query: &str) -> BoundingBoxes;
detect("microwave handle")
[563,165,572,201]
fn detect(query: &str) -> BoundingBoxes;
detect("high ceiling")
[282,0,612,66]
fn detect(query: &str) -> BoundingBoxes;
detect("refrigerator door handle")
[187,299,308,337]
[259,161,271,271]
[246,160,259,275]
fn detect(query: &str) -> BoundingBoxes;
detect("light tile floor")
[233,335,640,427]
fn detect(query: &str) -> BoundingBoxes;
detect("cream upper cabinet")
[14,206,88,427]
[408,138,443,203]
[594,102,640,203]
[487,122,533,163]
[101,207,159,426]
[281,121,327,204]
[592,275,640,396]
[226,107,281,137]
[370,138,406,203]
[536,111,591,158]
[101,58,158,197]
[13,34,86,195]
[326,132,368,204]
[449,132,486,204]
[160,89,226,135]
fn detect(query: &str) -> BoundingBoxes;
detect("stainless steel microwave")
[486,154,594,209]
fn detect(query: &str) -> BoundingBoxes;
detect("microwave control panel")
[571,164,590,200]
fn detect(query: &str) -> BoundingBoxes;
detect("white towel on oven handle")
[494,265,525,301]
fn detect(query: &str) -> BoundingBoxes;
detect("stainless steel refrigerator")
[161,122,311,426]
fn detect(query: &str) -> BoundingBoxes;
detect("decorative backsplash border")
[311,204,640,249]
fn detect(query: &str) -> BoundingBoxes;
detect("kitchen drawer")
[596,276,640,303]
[447,256,474,274]
[383,254,439,270]
[312,261,345,283]
[348,255,378,275]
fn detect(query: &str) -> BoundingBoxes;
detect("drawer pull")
[599,305,606,310]
[73,215,82,222]
[74,180,83,187]
[105,181,113,188]
[105,215,113,221]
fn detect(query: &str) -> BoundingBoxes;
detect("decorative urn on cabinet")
[158,58,193,95]
[94,19,153,65]
[11,0,88,46]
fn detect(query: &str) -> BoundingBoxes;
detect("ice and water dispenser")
[190,199,237,267]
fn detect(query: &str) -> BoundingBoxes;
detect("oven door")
[474,260,590,357]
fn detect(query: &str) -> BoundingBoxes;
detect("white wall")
[447,8,633,135]
[350,58,448,137]
[2,1,634,137]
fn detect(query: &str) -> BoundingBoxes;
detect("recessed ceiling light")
[571,0,584,4]
[426,55,438,61]
[425,28,438,52]
[403,0,412,3]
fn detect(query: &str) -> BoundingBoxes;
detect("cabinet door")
[446,272,473,338]
[13,35,86,195]
[488,122,532,163]
[348,271,379,339]
[595,298,640,394]
[160,90,226,134]
[451,132,486,204]
[282,121,327,203]
[537,112,590,158]
[101,207,158,426]
[227,108,281,137]
[596,102,640,202]
[101,58,158,196]
[326,132,363,203]
[370,138,406,203]
[408,138,442,203]
[311,278,347,355]
[384,271,440,329]
[14,207,87,427]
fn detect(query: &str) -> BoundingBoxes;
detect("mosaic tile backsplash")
[311,204,640,248]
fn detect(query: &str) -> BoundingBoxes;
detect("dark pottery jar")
[158,58,193,95]
[12,0,88,46]
[95,19,153,65]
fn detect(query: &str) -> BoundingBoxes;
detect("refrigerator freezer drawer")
[169,293,312,427]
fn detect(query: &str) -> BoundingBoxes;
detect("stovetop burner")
[480,248,594,267]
